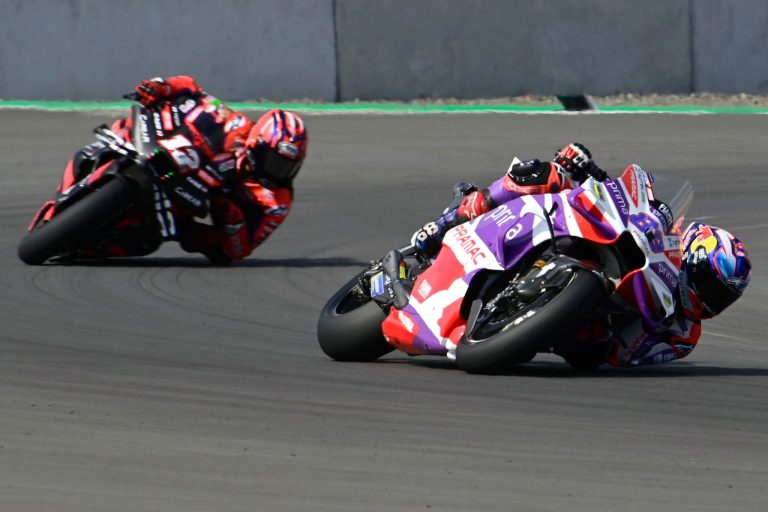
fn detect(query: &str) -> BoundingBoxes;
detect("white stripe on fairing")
[409,277,470,349]
[519,195,556,247]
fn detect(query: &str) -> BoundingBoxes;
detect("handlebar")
[587,162,609,182]
[93,125,138,157]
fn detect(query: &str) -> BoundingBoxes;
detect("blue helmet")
[680,222,751,318]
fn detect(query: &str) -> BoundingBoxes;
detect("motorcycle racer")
[412,143,752,368]
[63,76,308,264]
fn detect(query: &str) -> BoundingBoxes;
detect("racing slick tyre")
[317,272,394,362]
[18,177,137,265]
[456,269,605,374]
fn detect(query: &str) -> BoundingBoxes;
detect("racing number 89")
[630,213,664,252]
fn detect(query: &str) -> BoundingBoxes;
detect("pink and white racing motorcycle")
[317,164,692,373]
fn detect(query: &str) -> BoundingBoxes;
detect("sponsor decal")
[638,171,648,206]
[161,109,174,131]
[488,203,517,227]
[139,114,151,143]
[605,181,629,215]
[664,235,683,268]
[171,106,182,127]
[694,232,718,254]
[185,176,207,192]
[398,310,415,334]
[626,168,639,206]
[650,262,678,291]
[417,278,432,299]
[152,112,164,136]
[505,223,524,240]
[651,201,673,232]
[450,224,489,265]
[174,187,203,208]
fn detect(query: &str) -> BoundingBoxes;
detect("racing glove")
[134,78,172,106]
[554,142,595,182]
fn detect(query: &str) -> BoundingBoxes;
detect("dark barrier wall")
[1,0,766,101]
[0,0,337,101]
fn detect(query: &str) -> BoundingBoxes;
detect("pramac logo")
[448,224,490,265]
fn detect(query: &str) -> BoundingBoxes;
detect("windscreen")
[651,174,693,232]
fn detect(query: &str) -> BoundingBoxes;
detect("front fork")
[354,249,426,311]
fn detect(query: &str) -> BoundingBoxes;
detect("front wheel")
[317,272,393,362]
[456,269,605,373]
[18,177,138,265]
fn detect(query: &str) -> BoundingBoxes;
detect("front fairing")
[382,223,503,356]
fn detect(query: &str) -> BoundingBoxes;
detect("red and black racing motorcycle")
[18,95,227,265]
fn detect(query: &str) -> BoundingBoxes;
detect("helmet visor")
[250,142,303,182]
[262,149,302,181]
[690,265,742,316]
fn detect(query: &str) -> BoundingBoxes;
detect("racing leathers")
[412,155,702,369]
[65,76,293,263]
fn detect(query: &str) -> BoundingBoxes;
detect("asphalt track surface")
[1,110,766,512]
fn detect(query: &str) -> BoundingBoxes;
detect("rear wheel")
[18,177,138,265]
[317,272,393,362]
[456,269,605,373]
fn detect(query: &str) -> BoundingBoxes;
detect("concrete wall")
[0,0,337,101]
[336,0,693,100]
[0,0,766,101]
[694,0,768,93]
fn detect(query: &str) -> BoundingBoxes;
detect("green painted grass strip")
[1,100,767,115]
